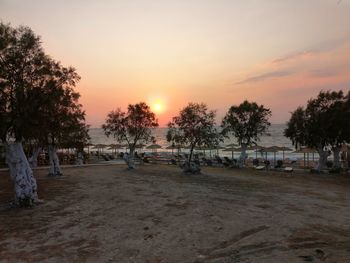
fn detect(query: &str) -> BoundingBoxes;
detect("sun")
[151,101,164,114]
[154,103,162,112]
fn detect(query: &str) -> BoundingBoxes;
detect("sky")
[1,0,350,127]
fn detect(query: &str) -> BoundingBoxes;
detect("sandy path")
[1,164,350,263]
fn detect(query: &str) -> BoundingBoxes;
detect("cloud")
[272,50,317,64]
[272,36,349,64]
[308,69,338,78]
[235,70,293,85]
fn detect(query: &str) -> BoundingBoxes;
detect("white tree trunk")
[332,147,341,168]
[76,151,84,165]
[238,144,247,168]
[29,147,41,168]
[48,145,62,176]
[316,148,329,171]
[123,147,135,169]
[5,142,38,205]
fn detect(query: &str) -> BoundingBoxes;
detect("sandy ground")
[1,164,350,263]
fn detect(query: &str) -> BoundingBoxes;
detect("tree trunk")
[332,146,341,168]
[188,145,194,164]
[29,147,41,168]
[5,142,38,206]
[181,144,200,173]
[124,146,135,169]
[48,145,62,176]
[316,148,329,171]
[76,151,84,165]
[238,144,247,168]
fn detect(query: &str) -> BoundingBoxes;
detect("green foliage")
[284,90,350,150]
[221,100,271,146]
[0,23,47,142]
[102,102,159,149]
[284,107,307,149]
[0,22,89,150]
[167,103,221,163]
[33,60,89,150]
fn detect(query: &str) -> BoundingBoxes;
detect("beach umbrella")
[119,144,128,153]
[265,146,280,166]
[293,147,317,168]
[93,144,107,152]
[120,143,145,153]
[93,144,107,157]
[183,145,192,150]
[166,144,183,150]
[93,144,108,149]
[108,144,123,154]
[146,144,162,152]
[223,147,241,159]
[195,145,219,157]
[277,146,293,160]
[215,145,226,150]
[195,146,207,156]
[85,143,94,154]
[258,146,278,165]
[214,145,225,157]
[247,145,262,159]
[135,143,146,153]
[166,145,174,155]
[226,143,238,148]
[225,144,239,157]
[166,144,183,155]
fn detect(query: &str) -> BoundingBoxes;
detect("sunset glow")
[152,101,164,114]
[1,0,349,127]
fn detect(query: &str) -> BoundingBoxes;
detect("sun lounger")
[224,157,234,166]
[194,159,201,166]
[215,156,223,166]
[143,157,151,163]
[284,167,293,172]
[169,158,177,165]
[255,165,265,170]
[101,154,110,161]
[201,158,212,166]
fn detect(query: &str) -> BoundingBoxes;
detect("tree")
[167,103,221,173]
[325,90,350,167]
[284,90,350,170]
[0,22,88,205]
[0,23,47,205]
[221,100,271,167]
[102,102,158,169]
[34,60,87,176]
[284,107,307,149]
[284,106,331,170]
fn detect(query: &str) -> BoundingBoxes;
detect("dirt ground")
[1,164,350,263]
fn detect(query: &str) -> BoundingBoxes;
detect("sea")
[89,124,308,161]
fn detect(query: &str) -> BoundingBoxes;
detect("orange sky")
[1,0,350,127]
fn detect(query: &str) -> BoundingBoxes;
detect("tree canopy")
[34,59,88,150]
[103,102,158,147]
[0,23,48,142]
[285,90,350,150]
[221,100,271,147]
[0,22,89,203]
[103,102,158,168]
[167,102,221,171]
[284,90,350,169]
